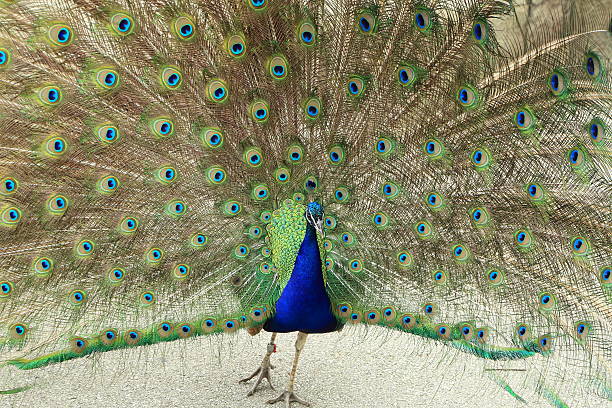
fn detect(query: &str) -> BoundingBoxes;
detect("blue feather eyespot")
[584,52,603,80]
[95,175,118,195]
[346,76,366,97]
[273,167,290,183]
[166,200,186,217]
[516,324,529,341]
[414,8,433,32]
[249,100,269,123]
[226,34,246,57]
[400,314,415,330]
[382,307,396,322]
[268,55,289,80]
[469,207,490,227]
[38,86,62,105]
[371,211,389,229]
[151,118,174,138]
[538,292,555,311]
[223,319,238,332]
[43,136,67,157]
[303,175,319,192]
[423,303,436,315]
[48,24,73,46]
[118,216,138,234]
[97,125,120,144]
[340,231,356,247]
[0,281,13,298]
[476,327,489,343]
[365,310,380,324]
[548,70,569,97]
[514,229,533,249]
[348,312,362,324]
[260,247,271,258]
[125,330,142,345]
[375,136,395,157]
[587,119,605,144]
[451,244,469,262]
[100,329,118,345]
[599,267,611,285]
[397,251,413,267]
[178,323,193,338]
[33,257,53,275]
[95,68,119,90]
[574,321,590,342]
[397,65,417,87]
[202,318,217,333]
[243,147,263,167]
[75,239,95,257]
[287,144,304,164]
[567,147,587,168]
[109,267,125,283]
[234,244,250,259]
[381,181,400,200]
[260,210,272,223]
[247,225,263,239]
[145,247,164,264]
[333,186,349,203]
[514,108,536,132]
[571,236,590,255]
[323,239,333,252]
[293,192,305,202]
[460,324,474,341]
[206,166,227,185]
[1,177,18,196]
[472,19,489,44]
[349,259,363,273]
[337,303,352,318]
[157,322,174,338]
[436,324,451,340]
[174,16,195,40]
[432,270,447,284]
[110,13,135,36]
[70,337,88,353]
[9,323,28,339]
[298,21,317,46]
[538,334,553,352]
[425,192,444,210]
[161,67,183,89]
[324,215,337,230]
[525,183,545,203]
[356,11,376,34]
[156,166,177,184]
[471,148,492,169]
[486,269,504,286]
[140,291,155,306]
[423,138,443,158]
[247,0,267,10]
[457,85,479,108]
[191,233,208,248]
[259,262,272,274]
[206,79,229,103]
[1,206,22,226]
[250,307,265,322]
[69,290,86,304]
[200,127,224,149]
[252,184,270,201]
[414,220,433,239]
[0,48,9,67]
[305,97,322,120]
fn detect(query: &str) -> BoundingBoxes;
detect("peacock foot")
[239,344,275,396]
[266,390,311,407]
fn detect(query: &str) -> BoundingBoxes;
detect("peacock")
[0,0,610,406]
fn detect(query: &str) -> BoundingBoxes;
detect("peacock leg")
[239,332,277,395]
[267,331,310,407]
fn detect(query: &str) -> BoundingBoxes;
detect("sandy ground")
[1,326,599,408]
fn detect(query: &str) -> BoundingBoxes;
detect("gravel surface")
[0,327,598,407]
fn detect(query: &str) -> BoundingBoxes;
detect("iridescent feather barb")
[0,0,611,406]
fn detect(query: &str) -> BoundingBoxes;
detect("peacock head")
[306,201,324,234]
